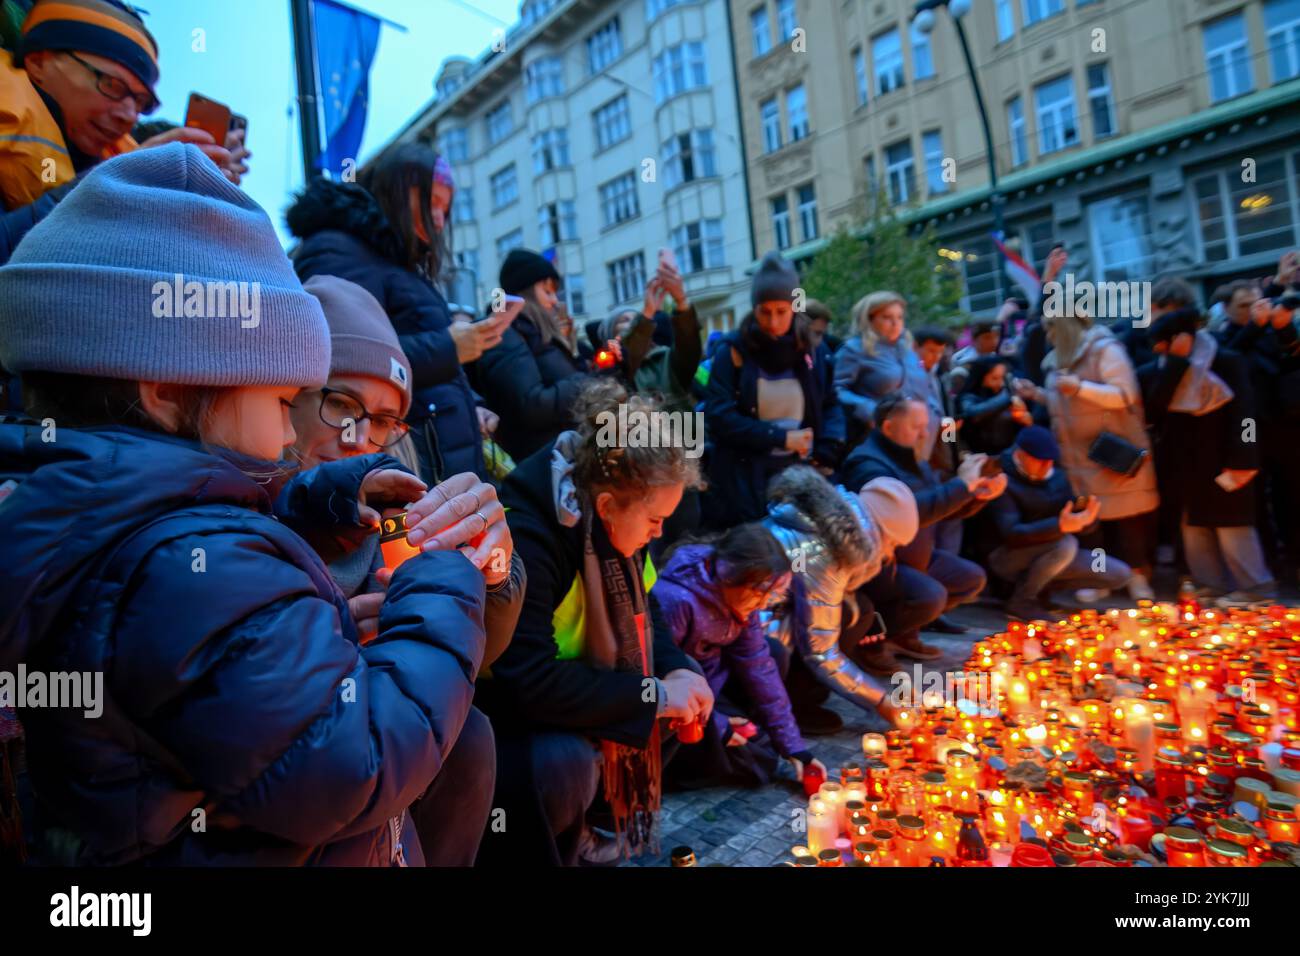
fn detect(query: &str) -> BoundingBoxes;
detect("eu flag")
[312,0,381,176]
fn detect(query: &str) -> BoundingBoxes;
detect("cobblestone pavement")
[621,598,1071,867]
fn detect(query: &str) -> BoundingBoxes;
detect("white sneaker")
[1074,588,1110,604]
[1128,573,1155,603]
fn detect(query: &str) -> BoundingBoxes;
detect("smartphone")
[658,247,679,274]
[481,293,524,324]
[1073,496,1090,512]
[185,93,232,146]
[980,457,1003,477]
[229,112,248,148]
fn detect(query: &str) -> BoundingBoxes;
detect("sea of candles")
[789,602,1300,868]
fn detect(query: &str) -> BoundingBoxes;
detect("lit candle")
[862,732,887,761]
[1124,702,1156,773]
[989,841,1014,867]
[818,781,847,834]
[806,798,838,856]
[1007,678,1032,716]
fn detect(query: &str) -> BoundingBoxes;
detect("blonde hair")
[1042,311,1093,369]
[852,290,911,356]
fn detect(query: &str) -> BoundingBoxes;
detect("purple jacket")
[652,544,807,758]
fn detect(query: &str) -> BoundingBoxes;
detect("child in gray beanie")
[0,144,489,867]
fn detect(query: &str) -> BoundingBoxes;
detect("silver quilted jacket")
[761,490,891,711]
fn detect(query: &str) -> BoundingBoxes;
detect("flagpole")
[290,0,323,183]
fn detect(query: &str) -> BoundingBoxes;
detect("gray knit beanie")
[0,143,330,387]
[751,250,799,306]
[303,275,412,416]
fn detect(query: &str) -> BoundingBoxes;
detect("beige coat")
[1042,325,1159,520]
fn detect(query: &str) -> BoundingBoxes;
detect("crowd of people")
[1,0,1298,868]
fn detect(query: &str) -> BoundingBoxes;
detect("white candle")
[806,798,838,855]
[862,733,887,761]
[1124,702,1156,773]
[818,781,847,833]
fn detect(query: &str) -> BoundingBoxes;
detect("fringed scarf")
[550,433,661,858]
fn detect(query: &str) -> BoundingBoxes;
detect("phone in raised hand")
[658,247,679,275]
[185,93,232,146]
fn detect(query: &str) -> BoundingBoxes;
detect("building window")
[1087,63,1115,139]
[521,0,559,28]
[923,130,948,196]
[531,128,571,174]
[496,229,524,260]
[1008,96,1028,166]
[751,6,771,57]
[786,84,809,141]
[873,28,904,95]
[437,128,468,163]
[776,0,797,41]
[647,0,690,21]
[1088,193,1155,283]
[564,273,585,315]
[452,187,474,224]
[771,196,791,250]
[672,219,726,273]
[485,100,513,146]
[608,252,647,304]
[864,153,879,208]
[653,41,708,104]
[663,129,717,188]
[1034,74,1078,155]
[852,47,868,106]
[593,94,632,150]
[1203,13,1253,103]
[436,74,463,99]
[954,234,999,314]
[490,164,518,209]
[524,56,565,104]
[599,171,640,227]
[1193,154,1298,261]
[1022,0,1063,27]
[587,17,623,74]
[911,21,934,80]
[761,97,782,153]
[538,200,577,247]
[453,248,479,280]
[1266,0,1300,83]
[996,0,1015,42]
[797,183,818,241]
[885,139,915,205]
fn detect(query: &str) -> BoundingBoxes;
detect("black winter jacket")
[286,179,484,482]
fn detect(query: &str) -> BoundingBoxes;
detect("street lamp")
[912,0,1007,313]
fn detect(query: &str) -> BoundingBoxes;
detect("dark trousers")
[407,706,496,866]
[866,552,983,644]
[1080,511,1156,577]
[479,730,601,867]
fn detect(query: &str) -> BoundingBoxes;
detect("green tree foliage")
[800,196,967,336]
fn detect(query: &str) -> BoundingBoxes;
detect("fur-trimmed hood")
[765,465,876,571]
[285,178,405,264]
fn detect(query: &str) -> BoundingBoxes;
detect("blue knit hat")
[1014,425,1059,462]
[0,143,330,388]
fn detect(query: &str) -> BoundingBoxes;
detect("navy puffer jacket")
[0,423,485,865]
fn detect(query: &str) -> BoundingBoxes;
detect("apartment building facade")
[382,0,757,335]
[730,0,1300,315]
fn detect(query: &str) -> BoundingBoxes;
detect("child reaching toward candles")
[0,145,487,865]
[761,466,920,728]
[652,524,828,787]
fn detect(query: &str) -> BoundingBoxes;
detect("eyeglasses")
[317,388,410,448]
[65,52,159,116]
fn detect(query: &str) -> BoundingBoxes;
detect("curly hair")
[571,378,703,501]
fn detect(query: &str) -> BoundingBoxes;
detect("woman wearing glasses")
[285,275,526,866]
[1,0,237,264]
